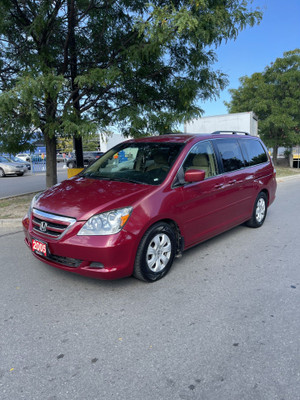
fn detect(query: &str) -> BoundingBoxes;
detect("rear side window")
[215,139,245,172]
[240,139,268,166]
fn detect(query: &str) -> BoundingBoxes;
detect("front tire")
[246,192,268,228]
[0,168,5,177]
[133,222,177,282]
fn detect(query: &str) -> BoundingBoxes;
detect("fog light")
[89,262,105,269]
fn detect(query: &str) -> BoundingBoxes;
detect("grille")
[32,209,76,239]
[48,254,82,268]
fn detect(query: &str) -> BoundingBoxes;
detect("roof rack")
[211,130,250,136]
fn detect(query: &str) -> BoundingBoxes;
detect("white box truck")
[184,111,258,136]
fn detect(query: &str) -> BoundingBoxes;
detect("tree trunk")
[68,0,84,168]
[272,144,279,166]
[45,132,57,188]
[73,136,83,167]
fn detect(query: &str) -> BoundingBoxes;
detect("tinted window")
[183,141,218,178]
[215,139,245,172]
[240,139,268,166]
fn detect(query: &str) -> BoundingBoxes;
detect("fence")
[31,160,47,173]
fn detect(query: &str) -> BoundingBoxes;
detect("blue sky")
[201,0,300,117]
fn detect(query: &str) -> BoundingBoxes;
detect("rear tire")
[0,168,5,177]
[246,192,268,228]
[133,222,176,282]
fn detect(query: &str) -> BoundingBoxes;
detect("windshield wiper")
[108,177,146,184]
[83,174,146,184]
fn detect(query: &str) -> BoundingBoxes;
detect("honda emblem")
[40,221,48,232]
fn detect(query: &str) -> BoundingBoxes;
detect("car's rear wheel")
[0,168,5,177]
[133,222,176,282]
[68,161,75,169]
[246,192,268,228]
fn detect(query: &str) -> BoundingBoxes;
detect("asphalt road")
[0,165,68,198]
[0,177,299,400]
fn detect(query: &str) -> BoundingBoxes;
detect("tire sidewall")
[135,222,176,282]
[252,192,268,228]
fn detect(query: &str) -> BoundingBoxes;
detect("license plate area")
[32,238,48,257]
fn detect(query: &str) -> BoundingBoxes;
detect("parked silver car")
[9,155,31,170]
[16,153,31,162]
[0,156,27,177]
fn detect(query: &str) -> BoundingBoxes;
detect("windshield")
[0,156,11,163]
[81,142,184,185]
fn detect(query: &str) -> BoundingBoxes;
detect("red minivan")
[23,133,277,282]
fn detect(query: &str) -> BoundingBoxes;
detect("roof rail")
[211,131,250,136]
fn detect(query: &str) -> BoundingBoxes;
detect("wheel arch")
[133,218,182,282]
[260,188,269,205]
[149,218,184,258]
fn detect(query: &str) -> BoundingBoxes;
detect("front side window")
[215,139,245,172]
[240,139,268,166]
[81,142,183,185]
[182,141,218,178]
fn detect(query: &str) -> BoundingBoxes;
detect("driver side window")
[183,141,218,179]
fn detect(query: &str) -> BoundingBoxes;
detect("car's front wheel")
[0,168,5,177]
[133,222,177,282]
[246,192,268,228]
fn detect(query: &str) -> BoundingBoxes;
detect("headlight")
[78,207,132,236]
[28,192,43,217]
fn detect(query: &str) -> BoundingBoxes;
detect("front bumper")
[6,167,25,174]
[22,214,137,280]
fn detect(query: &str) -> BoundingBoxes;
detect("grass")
[0,192,37,219]
[275,166,300,178]
[1,166,300,219]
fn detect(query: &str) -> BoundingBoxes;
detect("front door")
[177,141,227,247]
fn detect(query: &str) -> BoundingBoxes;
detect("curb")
[0,191,38,201]
[276,173,300,183]
[0,218,23,229]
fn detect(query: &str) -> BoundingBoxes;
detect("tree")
[225,49,300,164]
[0,0,262,187]
[57,132,100,153]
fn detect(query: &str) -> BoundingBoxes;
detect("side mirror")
[184,169,206,183]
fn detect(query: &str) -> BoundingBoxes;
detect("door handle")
[214,183,224,189]
[228,179,237,185]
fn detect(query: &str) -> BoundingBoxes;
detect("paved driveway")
[0,177,299,400]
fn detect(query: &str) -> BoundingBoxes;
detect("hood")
[35,176,155,220]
